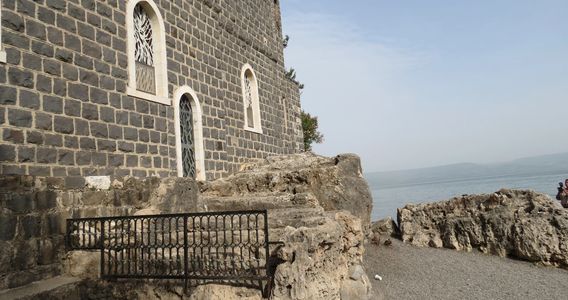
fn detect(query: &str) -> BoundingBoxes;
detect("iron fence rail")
[66,210,270,283]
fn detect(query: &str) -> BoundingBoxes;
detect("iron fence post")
[100,220,105,279]
[183,215,189,293]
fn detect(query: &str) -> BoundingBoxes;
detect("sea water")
[368,172,566,221]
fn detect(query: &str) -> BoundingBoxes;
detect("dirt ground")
[364,239,568,300]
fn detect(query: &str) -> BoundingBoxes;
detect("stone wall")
[0,0,303,180]
[0,175,198,290]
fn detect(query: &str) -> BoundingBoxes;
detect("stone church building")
[0,0,303,180]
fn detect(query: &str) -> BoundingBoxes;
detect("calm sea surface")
[369,172,566,221]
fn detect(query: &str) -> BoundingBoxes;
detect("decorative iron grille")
[134,4,156,94]
[66,210,270,283]
[244,73,255,128]
[180,95,196,178]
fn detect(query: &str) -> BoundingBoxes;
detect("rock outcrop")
[271,211,371,300]
[398,189,568,268]
[199,153,373,231]
[199,153,374,299]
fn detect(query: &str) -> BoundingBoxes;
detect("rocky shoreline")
[367,189,568,299]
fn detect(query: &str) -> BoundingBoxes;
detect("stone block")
[56,15,76,33]
[100,106,114,122]
[35,112,53,130]
[0,86,17,105]
[76,151,92,165]
[54,116,75,134]
[37,147,57,164]
[0,213,17,240]
[48,29,64,46]
[27,131,44,144]
[19,90,40,109]
[8,67,34,88]
[67,83,89,100]
[0,145,16,162]
[22,53,42,71]
[124,127,137,141]
[73,119,90,136]
[43,59,61,76]
[64,99,82,117]
[28,166,51,176]
[8,109,32,127]
[108,125,122,139]
[17,146,35,162]
[2,10,25,32]
[43,95,64,113]
[64,136,78,149]
[84,100,101,118]
[80,69,99,86]
[44,133,63,147]
[3,128,24,143]
[92,153,107,166]
[38,6,56,24]
[37,75,52,93]
[79,137,96,150]
[26,19,46,40]
[97,139,116,151]
[55,48,73,63]
[90,122,108,138]
[65,177,85,189]
[58,150,75,165]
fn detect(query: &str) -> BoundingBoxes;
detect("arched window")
[173,86,206,181]
[126,0,169,104]
[241,64,262,133]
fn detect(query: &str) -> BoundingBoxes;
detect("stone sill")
[127,86,170,105]
[244,126,263,134]
[0,50,6,63]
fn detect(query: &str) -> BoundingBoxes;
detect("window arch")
[241,64,262,133]
[173,86,206,181]
[0,0,6,63]
[126,0,169,104]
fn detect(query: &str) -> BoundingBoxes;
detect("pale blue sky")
[280,0,568,172]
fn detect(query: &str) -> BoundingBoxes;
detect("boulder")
[398,189,568,268]
[371,217,399,238]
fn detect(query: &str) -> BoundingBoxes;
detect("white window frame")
[0,0,6,63]
[241,64,263,134]
[126,0,169,105]
[173,86,206,181]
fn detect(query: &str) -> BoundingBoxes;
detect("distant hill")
[365,152,568,189]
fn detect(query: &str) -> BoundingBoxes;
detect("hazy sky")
[280,0,568,172]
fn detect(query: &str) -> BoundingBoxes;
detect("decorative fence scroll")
[66,210,270,283]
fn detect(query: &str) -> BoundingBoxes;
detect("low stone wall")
[0,175,198,290]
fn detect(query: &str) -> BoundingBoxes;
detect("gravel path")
[364,239,568,300]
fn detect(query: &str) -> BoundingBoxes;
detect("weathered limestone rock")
[398,189,568,268]
[188,284,262,300]
[370,217,399,246]
[200,153,373,231]
[271,211,371,300]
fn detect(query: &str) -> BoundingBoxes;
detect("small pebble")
[374,274,382,281]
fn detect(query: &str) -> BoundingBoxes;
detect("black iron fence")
[66,210,270,283]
